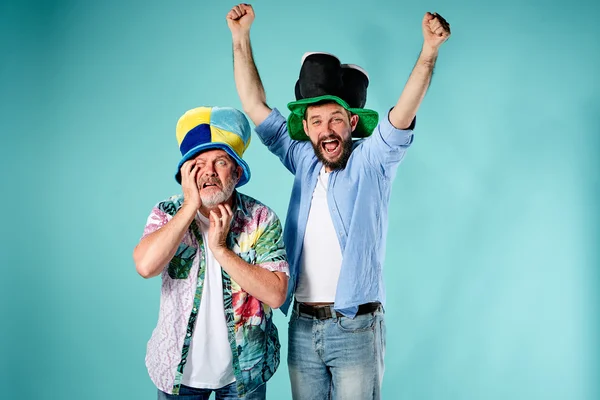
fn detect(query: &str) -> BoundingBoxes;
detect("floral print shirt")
[141,191,289,396]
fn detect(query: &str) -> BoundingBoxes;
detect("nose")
[326,121,336,134]
[201,162,217,177]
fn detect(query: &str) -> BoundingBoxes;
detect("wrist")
[211,245,230,261]
[231,30,251,44]
[420,44,439,63]
[179,202,198,220]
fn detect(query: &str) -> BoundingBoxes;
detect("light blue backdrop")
[1,0,598,399]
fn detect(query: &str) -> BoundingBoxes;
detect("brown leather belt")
[295,302,380,319]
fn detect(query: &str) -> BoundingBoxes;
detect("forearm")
[213,247,288,308]
[389,45,439,129]
[133,205,196,278]
[232,32,271,125]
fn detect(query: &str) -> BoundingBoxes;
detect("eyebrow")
[196,155,231,163]
[309,111,344,121]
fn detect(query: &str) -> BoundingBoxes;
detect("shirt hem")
[180,377,236,390]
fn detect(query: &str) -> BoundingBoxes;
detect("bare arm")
[227,4,272,126]
[389,12,451,129]
[208,204,288,309]
[133,160,201,278]
[213,248,288,309]
[133,204,196,278]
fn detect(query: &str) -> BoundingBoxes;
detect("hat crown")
[294,53,369,109]
[176,106,251,156]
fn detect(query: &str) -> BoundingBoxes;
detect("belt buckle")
[315,305,334,320]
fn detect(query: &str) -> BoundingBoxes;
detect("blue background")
[1,0,598,399]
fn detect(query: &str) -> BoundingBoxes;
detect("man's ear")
[350,114,359,132]
[302,119,309,135]
[235,165,243,184]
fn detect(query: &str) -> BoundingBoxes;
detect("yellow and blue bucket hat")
[175,106,251,187]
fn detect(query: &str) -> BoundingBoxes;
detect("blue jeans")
[288,304,386,400]
[157,382,266,400]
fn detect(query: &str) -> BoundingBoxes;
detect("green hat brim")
[286,95,379,141]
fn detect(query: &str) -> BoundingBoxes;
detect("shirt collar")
[233,190,250,218]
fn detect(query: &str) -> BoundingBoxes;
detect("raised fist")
[226,3,255,36]
[423,12,451,49]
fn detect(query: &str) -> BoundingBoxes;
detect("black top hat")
[287,52,379,141]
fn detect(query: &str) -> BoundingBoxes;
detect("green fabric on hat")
[286,95,379,141]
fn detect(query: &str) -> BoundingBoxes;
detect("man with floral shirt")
[133,106,289,399]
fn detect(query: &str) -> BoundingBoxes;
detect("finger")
[217,204,228,221]
[428,19,441,31]
[423,12,435,22]
[434,17,450,32]
[186,164,198,182]
[217,207,227,224]
[431,21,448,36]
[228,7,241,20]
[209,211,220,226]
[181,163,195,185]
[191,165,201,187]
[433,23,450,37]
[181,160,194,175]
[217,205,232,228]
[432,13,451,34]
[433,12,449,26]
[441,21,451,34]
[241,4,254,16]
[234,5,245,17]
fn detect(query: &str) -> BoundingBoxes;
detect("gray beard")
[199,178,237,208]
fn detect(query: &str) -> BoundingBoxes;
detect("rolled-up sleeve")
[142,206,171,239]
[255,108,310,175]
[358,110,416,179]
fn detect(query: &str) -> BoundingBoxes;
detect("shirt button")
[187,332,191,337]
[193,308,197,312]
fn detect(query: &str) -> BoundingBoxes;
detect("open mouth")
[201,182,220,190]
[321,138,341,155]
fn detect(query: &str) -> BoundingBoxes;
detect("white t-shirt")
[295,167,343,303]
[181,212,235,389]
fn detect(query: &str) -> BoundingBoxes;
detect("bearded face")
[303,102,357,171]
[310,132,353,170]
[190,149,241,209]
[197,170,238,208]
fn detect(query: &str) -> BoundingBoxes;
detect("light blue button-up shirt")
[255,108,415,317]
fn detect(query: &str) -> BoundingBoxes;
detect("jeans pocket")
[336,313,376,333]
[167,243,196,279]
[379,318,386,353]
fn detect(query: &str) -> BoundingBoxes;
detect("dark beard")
[311,136,353,170]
